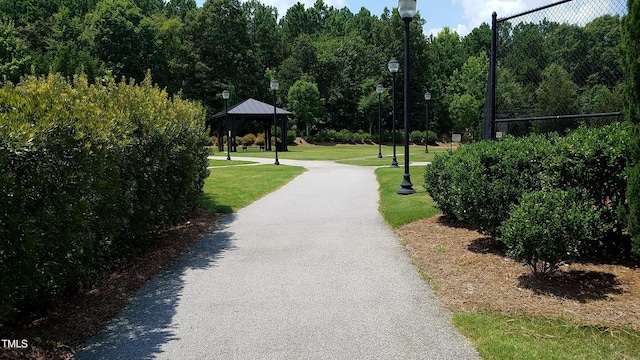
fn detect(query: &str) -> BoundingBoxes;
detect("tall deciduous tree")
[288,79,323,136]
[533,63,579,134]
[244,0,282,72]
[181,0,259,108]
[0,20,31,83]
[85,0,145,81]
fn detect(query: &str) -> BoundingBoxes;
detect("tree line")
[0,0,626,138]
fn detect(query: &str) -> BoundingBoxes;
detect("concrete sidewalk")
[74,159,478,359]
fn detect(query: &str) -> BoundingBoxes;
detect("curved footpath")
[74,158,479,359]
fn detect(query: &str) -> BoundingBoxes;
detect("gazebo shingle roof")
[212,98,292,119]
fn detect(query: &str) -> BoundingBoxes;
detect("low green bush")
[410,130,425,144]
[427,130,438,145]
[425,123,634,273]
[287,130,296,144]
[499,189,607,275]
[0,73,209,325]
[425,133,553,236]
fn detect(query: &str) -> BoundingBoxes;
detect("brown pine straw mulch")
[396,215,640,330]
[3,210,639,359]
[0,209,221,360]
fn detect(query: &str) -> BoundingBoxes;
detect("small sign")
[451,133,462,142]
[496,132,503,139]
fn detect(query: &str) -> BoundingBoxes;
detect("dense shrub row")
[0,74,209,325]
[622,0,640,253]
[308,128,437,145]
[425,123,634,273]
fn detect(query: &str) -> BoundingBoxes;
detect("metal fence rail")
[484,0,628,139]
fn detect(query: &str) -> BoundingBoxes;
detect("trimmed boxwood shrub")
[426,124,632,238]
[622,0,640,254]
[287,130,296,145]
[499,189,607,275]
[425,133,554,236]
[410,130,424,144]
[425,123,634,273]
[0,73,209,325]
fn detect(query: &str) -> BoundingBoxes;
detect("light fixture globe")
[222,90,230,100]
[270,79,279,91]
[398,0,417,19]
[424,92,431,101]
[388,58,399,74]
[376,84,384,94]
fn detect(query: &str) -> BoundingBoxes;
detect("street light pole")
[388,58,399,168]
[376,84,384,159]
[397,0,417,195]
[424,91,431,153]
[270,79,280,166]
[222,90,230,161]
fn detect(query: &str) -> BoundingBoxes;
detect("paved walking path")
[74,158,478,359]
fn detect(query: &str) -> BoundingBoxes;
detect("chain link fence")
[484,0,628,138]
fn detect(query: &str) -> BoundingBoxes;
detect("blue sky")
[194,0,626,37]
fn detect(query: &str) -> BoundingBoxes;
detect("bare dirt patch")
[0,209,221,360]
[396,215,640,330]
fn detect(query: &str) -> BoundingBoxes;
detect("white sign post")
[451,133,462,151]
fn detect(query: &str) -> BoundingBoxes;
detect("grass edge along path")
[375,165,439,228]
[374,161,640,360]
[453,312,640,360]
[198,164,306,214]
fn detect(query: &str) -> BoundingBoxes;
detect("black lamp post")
[424,91,431,153]
[397,0,417,195]
[222,89,230,161]
[376,84,384,159]
[388,58,399,168]
[270,79,280,166]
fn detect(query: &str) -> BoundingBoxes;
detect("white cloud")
[453,0,625,33]
[428,24,469,37]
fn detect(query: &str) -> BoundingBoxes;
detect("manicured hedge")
[425,133,555,236]
[0,74,209,325]
[499,188,607,274]
[622,0,640,254]
[425,123,633,258]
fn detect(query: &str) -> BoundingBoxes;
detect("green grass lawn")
[212,144,450,162]
[375,165,439,228]
[208,159,257,167]
[198,164,306,213]
[199,147,640,358]
[453,313,640,360]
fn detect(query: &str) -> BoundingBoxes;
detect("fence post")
[484,12,498,140]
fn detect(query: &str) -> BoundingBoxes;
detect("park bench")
[241,144,266,152]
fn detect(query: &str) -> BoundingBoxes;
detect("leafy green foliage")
[622,0,640,254]
[0,73,209,326]
[532,63,579,134]
[287,79,322,136]
[424,124,634,272]
[499,189,606,274]
[425,134,553,236]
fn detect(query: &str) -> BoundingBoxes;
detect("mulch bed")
[396,215,640,330]
[4,210,638,359]
[0,209,221,360]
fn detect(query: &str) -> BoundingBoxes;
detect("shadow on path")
[73,215,238,360]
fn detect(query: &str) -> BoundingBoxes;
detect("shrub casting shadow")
[436,215,478,231]
[73,214,238,360]
[467,237,507,257]
[518,270,623,303]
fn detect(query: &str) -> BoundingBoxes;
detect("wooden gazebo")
[210,98,292,152]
